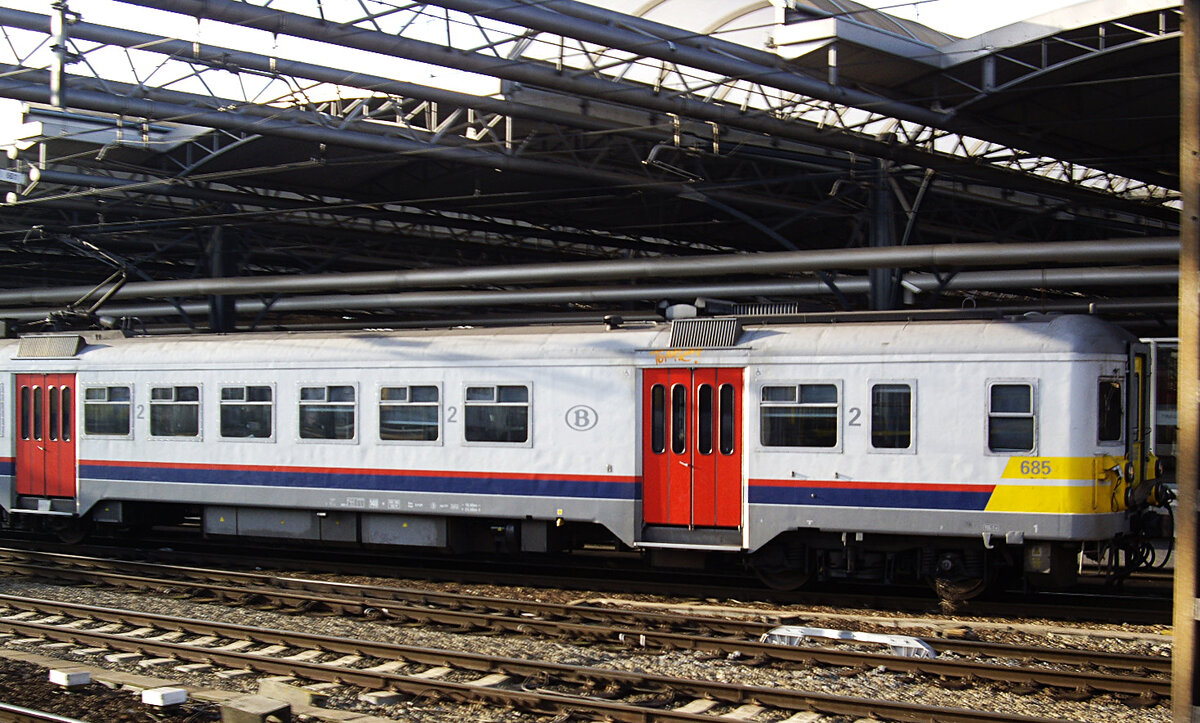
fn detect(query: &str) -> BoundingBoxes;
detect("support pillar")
[868,161,898,311]
[1175,1,1200,720]
[207,226,235,333]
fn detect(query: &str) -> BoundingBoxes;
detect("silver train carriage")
[0,314,1170,596]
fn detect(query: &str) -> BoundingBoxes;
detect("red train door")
[642,368,742,528]
[15,374,77,498]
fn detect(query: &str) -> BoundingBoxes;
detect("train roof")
[3,313,1132,367]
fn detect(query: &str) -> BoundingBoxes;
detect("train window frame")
[1097,377,1125,446]
[756,380,843,453]
[378,383,442,445]
[297,383,359,443]
[218,383,276,442]
[461,382,533,447]
[82,384,133,438]
[985,379,1038,455]
[868,380,916,454]
[148,384,203,441]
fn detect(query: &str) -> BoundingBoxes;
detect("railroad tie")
[363,660,408,673]
[412,666,453,679]
[466,673,510,687]
[778,714,823,723]
[674,699,719,714]
[281,649,324,662]
[326,655,364,667]
[721,704,766,720]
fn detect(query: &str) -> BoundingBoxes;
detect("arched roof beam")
[113,0,1176,210]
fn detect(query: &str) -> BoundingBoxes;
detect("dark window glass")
[988,383,1034,452]
[651,384,666,455]
[380,385,440,441]
[671,385,687,455]
[719,384,735,455]
[760,383,838,448]
[150,386,200,437]
[32,388,42,441]
[1098,380,1123,442]
[698,384,713,455]
[48,388,58,441]
[84,386,131,436]
[871,384,912,449]
[465,384,529,443]
[300,385,356,440]
[20,386,29,440]
[220,385,272,438]
[61,387,71,442]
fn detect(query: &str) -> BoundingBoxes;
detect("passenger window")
[380,385,440,442]
[19,386,29,440]
[61,386,71,442]
[871,383,912,450]
[671,385,687,454]
[650,384,666,454]
[698,384,713,455]
[150,385,201,437]
[988,383,1035,453]
[84,385,132,436]
[718,384,735,455]
[760,383,839,448]
[1098,379,1123,443]
[464,384,529,443]
[220,385,273,439]
[300,385,356,440]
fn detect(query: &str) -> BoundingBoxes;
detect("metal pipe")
[0,238,1177,306]
[0,265,1180,322]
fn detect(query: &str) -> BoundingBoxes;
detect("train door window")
[1097,378,1124,444]
[48,387,58,441]
[32,386,43,441]
[220,385,274,439]
[650,384,666,454]
[61,386,71,442]
[987,382,1035,453]
[464,384,530,444]
[150,385,201,438]
[19,386,29,440]
[380,385,440,442]
[83,385,132,436]
[299,385,357,441]
[760,383,839,449]
[671,384,687,454]
[697,384,713,455]
[718,384,735,455]
[870,382,913,451]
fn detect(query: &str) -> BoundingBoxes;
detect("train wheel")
[932,576,988,604]
[47,518,90,545]
[753,564,810,590]
[749,538,810,590]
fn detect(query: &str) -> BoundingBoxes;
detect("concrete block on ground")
[142,687,189,707]
[258,678,328,707]
[48,668,90,688]
[220,694,291,723]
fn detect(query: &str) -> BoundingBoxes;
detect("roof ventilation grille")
[669,317,742,349]
[17,335,84,358]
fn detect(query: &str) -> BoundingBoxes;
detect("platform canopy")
[0,0,1182,334]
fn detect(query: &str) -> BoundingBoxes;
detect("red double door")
[14,374,77,498]
[642,368,743,528]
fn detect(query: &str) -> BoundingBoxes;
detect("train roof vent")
[669,317,742,348]
[17,335,84,358]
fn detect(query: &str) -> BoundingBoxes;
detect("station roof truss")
[0,0,1183,335]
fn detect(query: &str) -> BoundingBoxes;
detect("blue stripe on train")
[78,463,640,500]
[749,485,992,511]
[0,459,12,476]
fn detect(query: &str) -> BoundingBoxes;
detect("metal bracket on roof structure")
[760,625,937,659]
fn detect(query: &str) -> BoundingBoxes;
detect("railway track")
[0,547,1171,704]
[0,593,1122,723]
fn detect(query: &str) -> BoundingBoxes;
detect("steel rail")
[0,594,1083,722]
[0,562,1170,698]
[0,237,1177,306]
[20,550,1169,675]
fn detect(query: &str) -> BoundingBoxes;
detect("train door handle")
[679,461,690,468]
